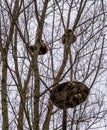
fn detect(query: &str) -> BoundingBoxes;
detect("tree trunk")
[1,48,9,130]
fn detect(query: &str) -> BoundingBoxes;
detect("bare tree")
[0,0,107,130]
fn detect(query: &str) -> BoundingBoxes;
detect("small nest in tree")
[50,81,90,109]
[61,29,77,44]
[29,39,48,55]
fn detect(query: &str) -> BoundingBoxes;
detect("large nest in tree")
[50,81,90,109]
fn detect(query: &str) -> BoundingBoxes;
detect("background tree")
[0,0,107,130]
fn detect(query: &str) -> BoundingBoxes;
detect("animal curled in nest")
[61,29,77,44]
[29,39,48,55]
[50,81,90,109]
